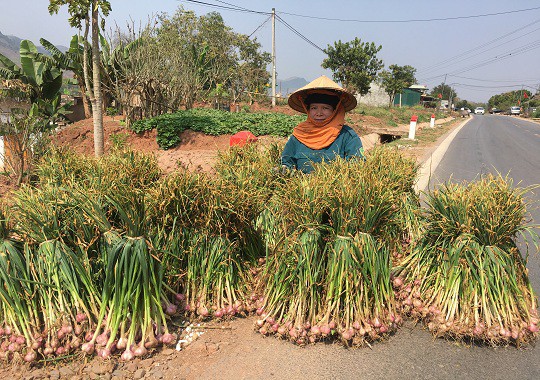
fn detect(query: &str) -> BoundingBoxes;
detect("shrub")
[130,109,304,150]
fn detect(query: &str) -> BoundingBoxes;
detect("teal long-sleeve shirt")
[281,125,364,174]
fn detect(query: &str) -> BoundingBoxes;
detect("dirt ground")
[0,110,462,379]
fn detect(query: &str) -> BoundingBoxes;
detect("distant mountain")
[277,77,308,95]
[0,31,68,64]
[0,31,22,62]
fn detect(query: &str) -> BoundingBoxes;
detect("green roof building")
[394,85,430,107]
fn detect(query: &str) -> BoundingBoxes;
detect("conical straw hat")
[288,75,357,113]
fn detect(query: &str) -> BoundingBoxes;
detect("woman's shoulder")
[341,125,360,137]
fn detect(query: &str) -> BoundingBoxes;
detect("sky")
[1,0,540,103]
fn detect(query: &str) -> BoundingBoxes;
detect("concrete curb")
[414,117,473,193]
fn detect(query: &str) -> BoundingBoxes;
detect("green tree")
[99,32,144,111]
[455,99,475,110]
[379,64,417,106]
[430,83,456,100]
[229,35,271,105]
[126,7,270,115]
[0,40,63,103]
[0,39,70,124]
[0,105,51,185]
[39,35,91,118]
[151,8,215,110]
[488,89,532,111]
[48,0,112,157]
[322,37,383,95]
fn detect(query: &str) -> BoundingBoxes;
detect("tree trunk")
[82,90,92,118]
[91,1,104,157]
[76,75,92,118]
[16,152,24,186]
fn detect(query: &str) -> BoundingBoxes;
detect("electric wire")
[178,0,540,100]
[418,37,540,86]
[181,0,325,53]
[451,75,540,83]
[418,37,540,82]
[213,0,259,13]
[181,0,540,24]
[180,0,268,15]
[446,39,540,76]
[417,19,540,75]
[275,15,325,53]
[451,82,537,89]
[183,0,540,74]
[278,6,540,23]
[248,16,271,38]
[418,30,540,78]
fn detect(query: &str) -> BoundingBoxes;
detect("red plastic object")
[230,131,258,147]
[410,115,418,122]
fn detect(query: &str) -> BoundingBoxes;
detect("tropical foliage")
[380,64,417,106]
[322,37,383,96]
[0,40,71,184]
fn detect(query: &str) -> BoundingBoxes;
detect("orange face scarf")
[292,91,346,150]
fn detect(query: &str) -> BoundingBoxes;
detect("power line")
[451,75,540,83]
[181,1,540,25]
[418,37,540,84]
[180,0,268,15]
[212,0,257,13]
[449,83,538,94]
[278,6,540,23]
[275,15,325,53]
[178,2,326,56]
[447,39,540,76]
[451,82,533,89]
[248,15,271,38]
[417,19,540,75]
[420,29,540,77]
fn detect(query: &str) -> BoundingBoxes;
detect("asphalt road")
[196,116,540,380]
[427,114,540,187]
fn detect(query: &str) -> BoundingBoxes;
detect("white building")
[355,82,389,107]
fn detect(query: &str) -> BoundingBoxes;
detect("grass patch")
[353,105,447,126]
[386,118,461,149]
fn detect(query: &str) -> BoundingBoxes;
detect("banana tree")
[39,35,92,118]
[0,39,70,126]
[0,40,63,103]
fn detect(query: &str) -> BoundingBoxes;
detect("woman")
[281,75,364,174]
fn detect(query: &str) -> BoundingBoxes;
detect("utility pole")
[271,8,276,107]
[441,74,447,111]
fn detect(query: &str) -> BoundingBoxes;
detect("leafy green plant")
[110,132,129,149]
[106,107,118,117]
[131,109,304,150]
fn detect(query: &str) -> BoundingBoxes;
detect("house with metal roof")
[394,85,433,107]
